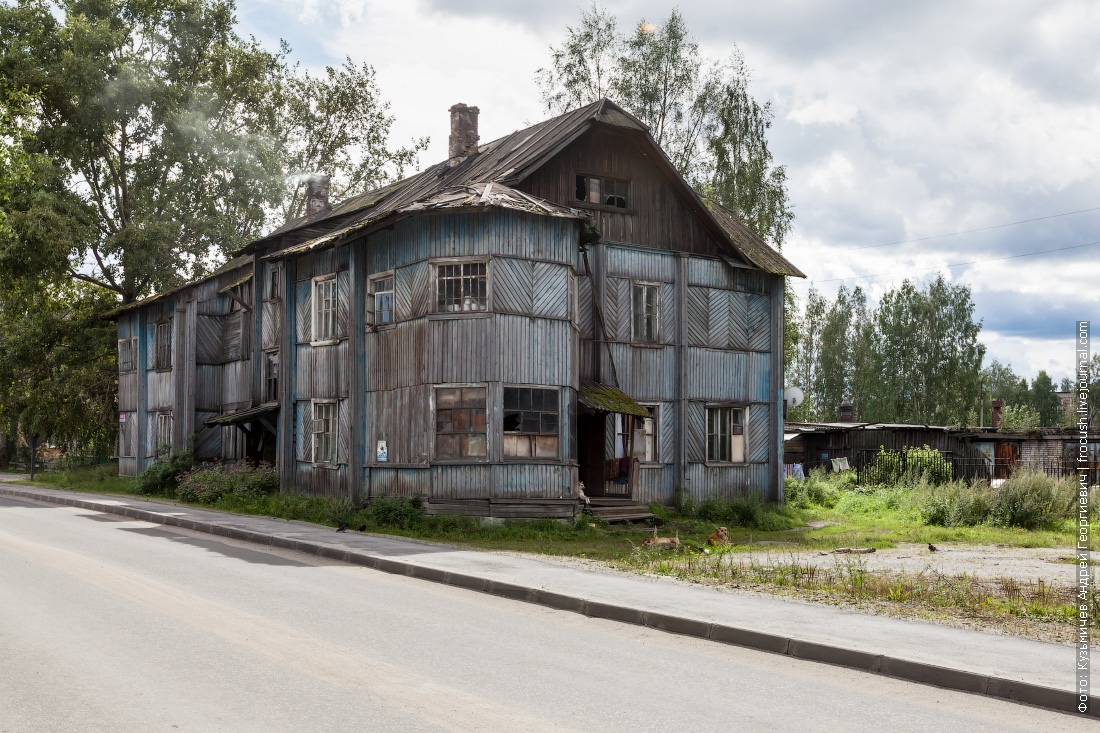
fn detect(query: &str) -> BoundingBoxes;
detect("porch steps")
[586,497,657,523]
[422,497,577,519]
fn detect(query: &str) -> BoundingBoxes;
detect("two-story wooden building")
[109,99,804,515]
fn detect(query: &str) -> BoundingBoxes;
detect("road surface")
[0,495,1082,732]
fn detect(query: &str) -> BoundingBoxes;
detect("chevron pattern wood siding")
[493,257,533,313]
[532,262,569,319]
[748,293,771,352]
[578,275,594,338]
[394,263,414,322]
[194,412,220,460]
[685,400,706,462]
[261,300,280,350]
[336,270,350,336]
[749,404,770,462]
[728,291,749,350]
[408,261,431,319]
[295,279,311,343]
[657,401,674,464]
[658,282,676,344]
[686,286,709,346]
[196,315,222,364]
[295,400,311,462]
[604,277,630,341]
[708,289,730,347]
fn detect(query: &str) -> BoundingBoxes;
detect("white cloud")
[786,97,858,126]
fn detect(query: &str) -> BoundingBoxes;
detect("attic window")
[576,175,628,209]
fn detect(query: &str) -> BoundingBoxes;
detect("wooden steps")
[586,497,657,523]
[423,497,577,519]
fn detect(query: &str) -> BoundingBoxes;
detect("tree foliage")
[536,4,793,249]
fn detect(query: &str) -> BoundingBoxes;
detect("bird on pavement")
[336,522,348,532]
[354,524,367,532]
[928,543,938,552]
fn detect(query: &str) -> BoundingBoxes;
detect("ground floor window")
[613,406,658,462]
[503,386,559,458]
[155,412,172,458]
[435,386,487,459]
[707,406,745,463]
[312,401,337,465]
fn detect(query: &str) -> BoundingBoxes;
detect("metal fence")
[852,450,1097,486]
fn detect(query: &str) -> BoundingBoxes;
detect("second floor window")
[264,352,279,403]
[118,338,136,372]
[371,275,394,325]
[632,283,659,342]
[437,262,487,313]
[154,321,172,369]
[313,276,338,340]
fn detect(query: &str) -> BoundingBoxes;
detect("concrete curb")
[2,484,1089,718]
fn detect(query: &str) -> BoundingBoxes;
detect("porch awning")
[204,404,278,427]
[578,380,649,418]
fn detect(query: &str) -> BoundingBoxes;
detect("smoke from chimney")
[305,173,330,217]
[449,103,480,167]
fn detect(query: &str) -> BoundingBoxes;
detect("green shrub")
[785,468,842,508]
[362,496,423,529]
[135,451,194,496]
[696,494,800,531]
[175,462,279,503]
[989,470,1075,529]
[903,445,953,484]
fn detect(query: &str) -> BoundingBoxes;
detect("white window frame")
[434,260,489,314]
[706,405,747,465]
[640,404,659,463]
[502,385,561,461]
[368,272,395,327]
[154,320,172,370]
[311,399,338,466]
[155,412,172,459]
[312,274,339,343]
[631,281,659,343]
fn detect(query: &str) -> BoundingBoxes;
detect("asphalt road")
[0,495,1085,732]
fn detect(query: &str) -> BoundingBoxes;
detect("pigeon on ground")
[927,543,938,552]
[336,522,348,532]
[354,524,366,532]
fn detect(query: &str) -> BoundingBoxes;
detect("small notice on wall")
[119,413,127,423]
[376,440,388,462]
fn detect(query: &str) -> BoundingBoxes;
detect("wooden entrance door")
[577,413,607,497]
[994,442,1018,479]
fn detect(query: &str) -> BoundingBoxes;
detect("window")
[435,386,487,459]
[503,387,559,458]
[313,276,338,340]
[632,283,659,342]
[707,406,745,463]
[575,174,628,209]
[155,412,172,458]
[312,401,337,465]
[269,264,280,300]
[436,262,487,313]
[370,275,394,325]
[614,406,658,462]
[118,338,136,372]
[154,321,172,369]
[264,352,279,403]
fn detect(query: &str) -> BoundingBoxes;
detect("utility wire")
[840,205,1100,251]
[813,240,1100,284]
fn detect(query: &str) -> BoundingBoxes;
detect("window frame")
[263,351,280,405]
[311,274,340,344]
[574,172,632,211]
[268,263,281,301]
[154,411,172,459]
[631,281,660,343]
[433,383,489,463]
[311,399,339,467]
[639,403,660,464]
[433,259,490,315]
[502,384,561,462]
[153,320,172,371]
[705,405,748,465]
[368,271,396,328]
[118,337,137,373]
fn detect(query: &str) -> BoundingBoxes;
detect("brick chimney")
[305,173,330,217]
[991,399,1004,429]
[837,399,855,422]
[449,103,480,167]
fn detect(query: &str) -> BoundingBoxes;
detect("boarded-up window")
[503,386,559,459]
[118,338,136,372]
[154,321,172,369]
[707,406,745,463]
[312,400,337,465]
[632,283,659,342]
[436,263,487,313]
[313,276,338,340]
[435,386,487,459]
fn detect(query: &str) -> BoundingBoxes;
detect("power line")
[813,240,1100,284]
[840,205,1100,251]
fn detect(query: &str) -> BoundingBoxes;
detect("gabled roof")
[255,99,803,277]
[103,255,253,319]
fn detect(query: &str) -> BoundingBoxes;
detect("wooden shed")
[108,99,804,515]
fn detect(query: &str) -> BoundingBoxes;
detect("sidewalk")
[0,479,1084,716]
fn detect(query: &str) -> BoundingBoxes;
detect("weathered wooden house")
[109,99,804,515]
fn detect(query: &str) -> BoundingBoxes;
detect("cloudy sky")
[237,0,1098,384]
